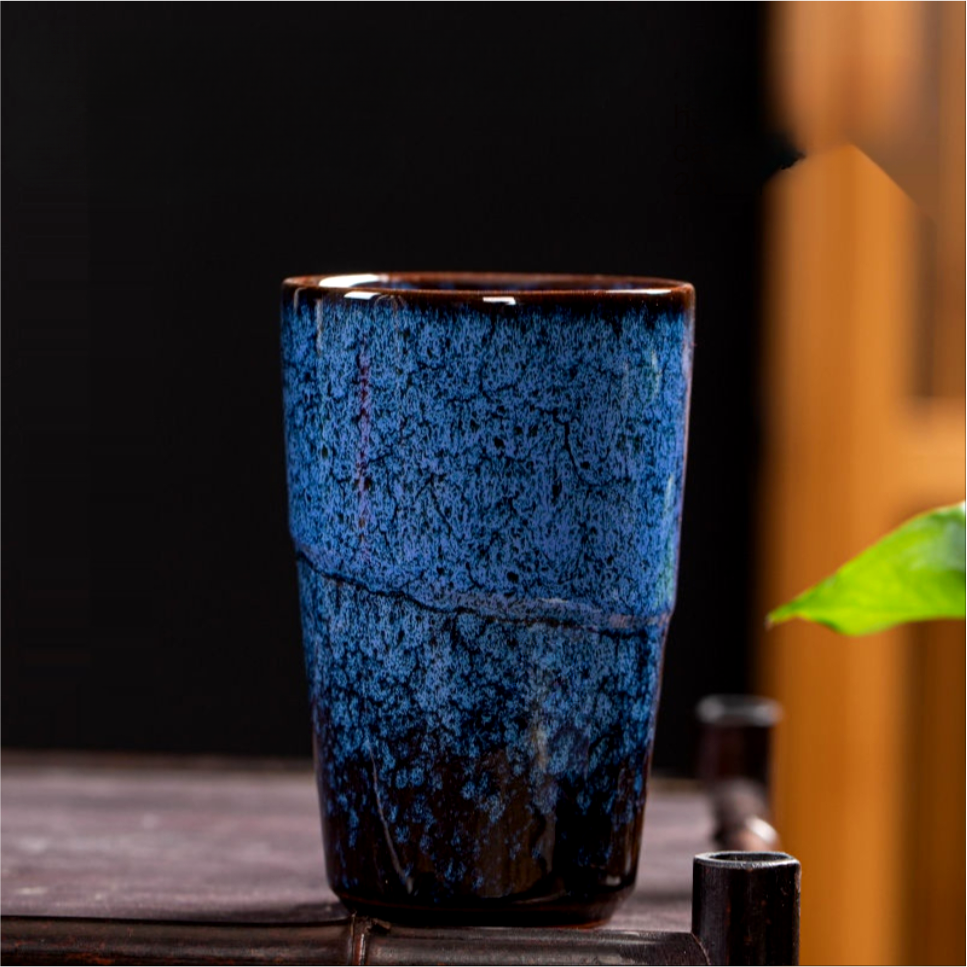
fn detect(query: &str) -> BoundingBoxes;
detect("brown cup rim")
[282,272,694,306]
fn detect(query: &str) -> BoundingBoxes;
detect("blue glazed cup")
[281,273,694,924]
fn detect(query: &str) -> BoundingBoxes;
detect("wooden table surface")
[1,752,714,964]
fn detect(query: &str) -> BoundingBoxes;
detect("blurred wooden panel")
[761,3,965,964]
[760,144,919,967]
[896,400,966,505]
[908,620,967,966]
[934,2,966,397]
[770,3,927,172]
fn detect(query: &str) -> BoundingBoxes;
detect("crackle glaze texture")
[281,276,694,923]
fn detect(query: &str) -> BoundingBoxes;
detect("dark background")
[3,5,769,772]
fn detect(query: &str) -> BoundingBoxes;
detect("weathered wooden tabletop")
[1,752,714,965]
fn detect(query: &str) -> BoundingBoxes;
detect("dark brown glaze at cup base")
[336,887,632,927]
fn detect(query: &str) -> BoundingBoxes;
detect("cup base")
[335,887,632,927]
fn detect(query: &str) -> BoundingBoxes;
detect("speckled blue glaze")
[281,274,694,923]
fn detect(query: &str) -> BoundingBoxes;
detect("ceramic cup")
[281,273,694,924]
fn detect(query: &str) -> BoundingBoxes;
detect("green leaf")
[767,502,966,636]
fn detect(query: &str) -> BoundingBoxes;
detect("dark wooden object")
[692,852,800,966]
[0,753,797,965]
[695,695,782,852]
[0,918,706,966]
